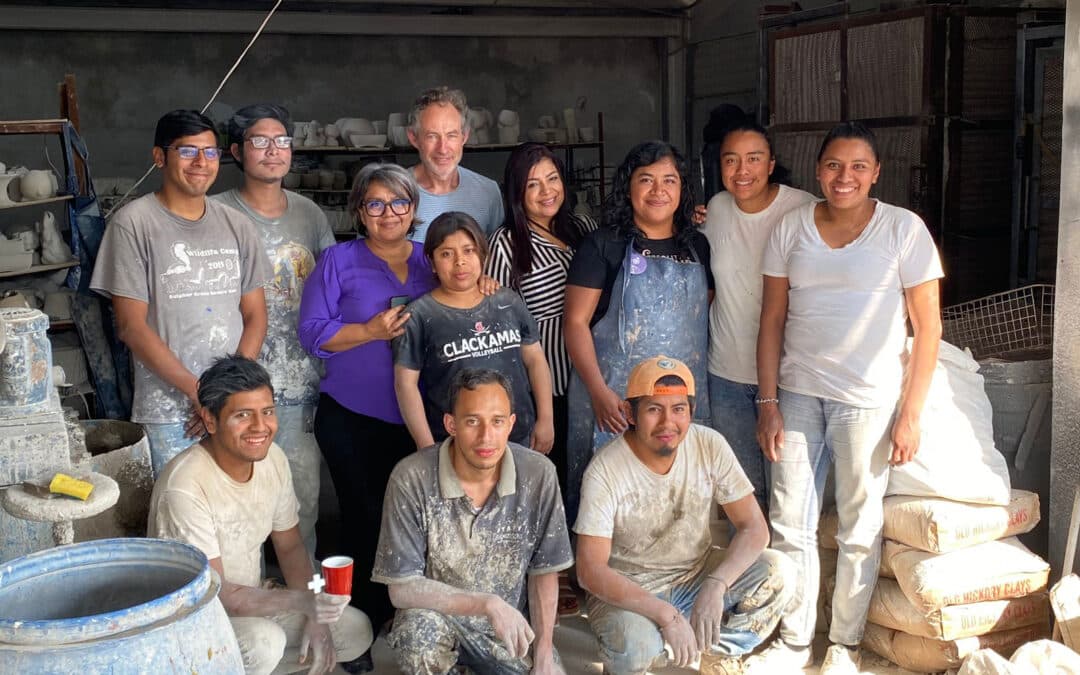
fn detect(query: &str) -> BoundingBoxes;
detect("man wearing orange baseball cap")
[574,356,797,675]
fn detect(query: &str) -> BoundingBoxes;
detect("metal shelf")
[294,141,603,155]
[0,194,73,211]
[0,259,78,279]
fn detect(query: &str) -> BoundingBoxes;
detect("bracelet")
[754,397,779,405]
[707,574,730,592]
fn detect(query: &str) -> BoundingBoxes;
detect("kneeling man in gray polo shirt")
[373,367,572,675]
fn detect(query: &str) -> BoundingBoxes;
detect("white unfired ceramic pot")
[21,170,56,201]
[497,126,520,145]
[497,109,519,126]
[0,174,22,206]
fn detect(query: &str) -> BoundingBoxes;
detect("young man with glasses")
[91,109,271,478]
[213,103,336,559]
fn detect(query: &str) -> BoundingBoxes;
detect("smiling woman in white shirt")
[702,120,815,520]
[750,121,943,675]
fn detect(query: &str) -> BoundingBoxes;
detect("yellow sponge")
[49,473,94,500]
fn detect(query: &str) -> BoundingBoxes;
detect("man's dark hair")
[227,103,292,169]
[447,368,513,414]
[154,109,217,149]
[627,374,695,426]
[197,355,275,418]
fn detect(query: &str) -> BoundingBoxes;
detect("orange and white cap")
[625,355,695,399]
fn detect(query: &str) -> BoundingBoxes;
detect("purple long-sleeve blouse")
[298,239,436,423]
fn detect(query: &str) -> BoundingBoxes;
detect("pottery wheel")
[1,472,119,523]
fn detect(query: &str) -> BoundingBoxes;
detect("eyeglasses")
[363,198,412,216]
[166,145,222,160]
[246,135,293,150]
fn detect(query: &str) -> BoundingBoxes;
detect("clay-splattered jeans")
[273,404,320,556]
[142,421,194,477]
[586,549,798,675]
[388,608,552,675]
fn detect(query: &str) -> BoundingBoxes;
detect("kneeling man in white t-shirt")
[575,355,797,675]
[148,355,372,674]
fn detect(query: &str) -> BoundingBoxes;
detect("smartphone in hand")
[389,295,411,309]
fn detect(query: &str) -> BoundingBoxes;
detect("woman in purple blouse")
[298,162,436,636]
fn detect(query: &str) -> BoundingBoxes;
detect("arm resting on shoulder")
[235,287,268,360]
[394,365,435,449]
[112,295,199,402]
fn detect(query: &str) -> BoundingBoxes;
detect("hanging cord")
[105,0,283,219]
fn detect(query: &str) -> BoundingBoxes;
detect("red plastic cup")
[321,556,354,596]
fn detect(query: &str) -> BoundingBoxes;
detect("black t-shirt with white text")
[393,288,539,443]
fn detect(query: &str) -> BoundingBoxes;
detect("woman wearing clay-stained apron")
[563,141,714,525]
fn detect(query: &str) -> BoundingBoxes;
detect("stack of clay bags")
[851,341,1051,672]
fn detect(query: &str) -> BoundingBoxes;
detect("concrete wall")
[0,28,663,191]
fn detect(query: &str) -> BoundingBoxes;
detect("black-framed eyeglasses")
[246,135,293,150]
[166,145,222,160]
[363,198,412,216]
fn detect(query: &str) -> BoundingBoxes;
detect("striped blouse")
[486,213,597,396]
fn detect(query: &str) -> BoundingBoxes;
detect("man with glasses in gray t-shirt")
[91,109,270,477]
[212,103,335,558]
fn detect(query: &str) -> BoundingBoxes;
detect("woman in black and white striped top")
[486,143,596,494]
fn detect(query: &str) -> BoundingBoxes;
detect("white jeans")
[230,606,372,675]
[769,389,894,646]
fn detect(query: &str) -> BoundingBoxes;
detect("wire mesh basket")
[941,284,1054,360]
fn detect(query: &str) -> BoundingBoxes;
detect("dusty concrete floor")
[315,463,927,675]
[330,618,926,674]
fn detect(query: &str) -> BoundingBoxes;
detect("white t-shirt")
[704,185,817,383]
[148,442,300,588]
[761,200,944,408]
[573,424,754,593]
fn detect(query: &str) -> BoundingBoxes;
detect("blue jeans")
[587,549,797,675]
[769,389,894,646]
[143,421,196,477]
[708,374,768,518]
[273,404,321,557]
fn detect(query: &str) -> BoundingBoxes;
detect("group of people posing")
[89,84,943,675]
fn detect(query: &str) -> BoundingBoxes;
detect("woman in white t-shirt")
[750,122,943,674]
[703,121,815,520]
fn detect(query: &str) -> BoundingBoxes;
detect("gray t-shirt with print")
[372,439,573,636]
[90,193,270,423]
[212,189,335,407]
[392,288,539,444]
